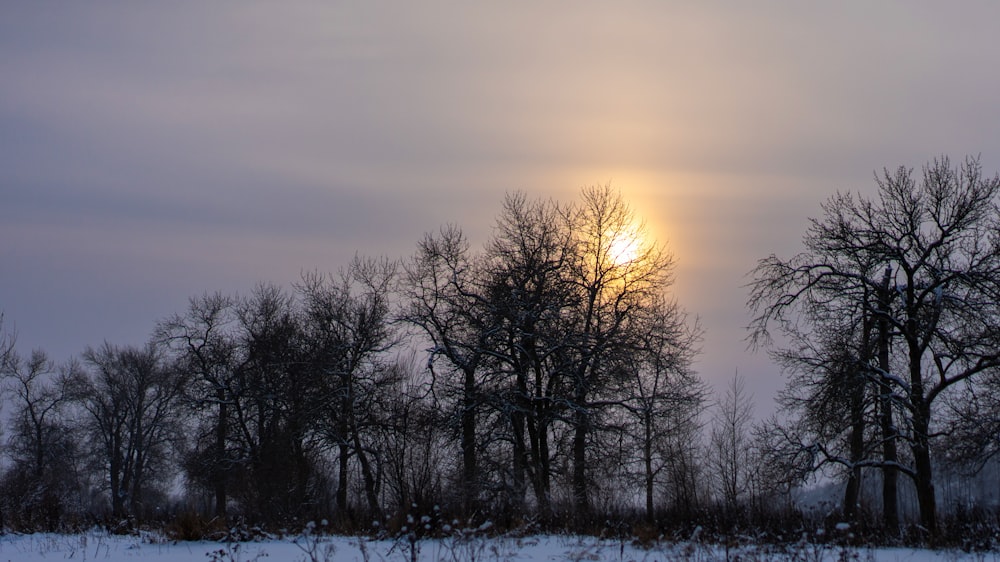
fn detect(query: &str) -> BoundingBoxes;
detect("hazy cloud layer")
[4,1,1000,412]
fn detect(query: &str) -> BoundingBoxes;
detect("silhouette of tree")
[749,156,1000,538]
[155,292,238,520]
[73,341,184,521]
[1,349,81,530]
[562,184,676,515]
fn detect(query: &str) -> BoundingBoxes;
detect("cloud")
[4,1,1000,415]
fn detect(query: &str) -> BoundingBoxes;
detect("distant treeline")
[2,167,1000,547]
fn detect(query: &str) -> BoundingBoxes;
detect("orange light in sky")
[606,223,643,267]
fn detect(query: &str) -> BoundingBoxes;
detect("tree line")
[1,166,1000,544]
[0,186,708,533]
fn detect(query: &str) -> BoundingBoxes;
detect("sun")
[605,224,644,267]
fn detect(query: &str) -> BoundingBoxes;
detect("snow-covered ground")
[0,530,993,561]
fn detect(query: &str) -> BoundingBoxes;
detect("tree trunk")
[643,411,655,523]
[843,422,864,522]
[131,387,146,521]
[111,437,124,519]
[845,312,872,523]
[34,422,45,478]
[214,396,228,520]
[290,423,310,515]
[352,429,381,519]
[906,276,937,538]
[911,396,938,537]
[336,442,350,513]
[130,451,144,520]
[843,367,866,522]
[877,271,898,534]
[572,405,589,516]
[525,413,547,515]
[460,367,477,516]
[878,378,899,533]
[537,418,552,518]
[510,410,528,510]
[912,440,937,539]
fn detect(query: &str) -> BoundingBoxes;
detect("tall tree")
[6,352,68,477]
[619,296,704,522]
[155,292,238,520]
[232,283,316,522]
[771,274,893,527]
[480,192,577,517]
[749,156,1000,537]
[562,184,675,515]
[299,256,400,520]
[74,341,184,521]
[1,349,81,530]
[375,356,446,515]
[708,374,754,515]
[750,201,901,530]
[400,225,493,515]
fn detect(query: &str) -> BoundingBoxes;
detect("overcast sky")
[4,2,1000,415]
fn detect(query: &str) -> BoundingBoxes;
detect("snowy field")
[0,530,995,562]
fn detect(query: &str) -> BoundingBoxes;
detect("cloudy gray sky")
[4,2,1000,414]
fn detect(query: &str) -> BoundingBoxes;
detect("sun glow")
[606,224,644,267]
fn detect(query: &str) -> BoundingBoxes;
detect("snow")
[0,530,989,561]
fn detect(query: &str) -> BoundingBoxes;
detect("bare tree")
[400,225,493,515]
[375,356,446,515]
[748,156,1000,537]
[562,184,675,515]
[155,292,238,520]
[6,350,73,478]
[749,200,901,530]
[298,256,401,520]
[232,283,319,522]
[73,341,185,522]
[402,187,690,522]
[618,296,704,522]
[478,192,579,517]
[708,374,754,516]
[1,349,81,530]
